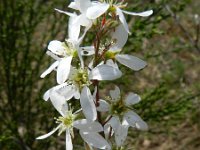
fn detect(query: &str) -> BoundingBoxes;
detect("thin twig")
[165,5,200,52]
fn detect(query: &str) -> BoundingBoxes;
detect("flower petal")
[125,93,141,106]
[57,56,72,84]
[74,89,80,99]
[110,24,128,51]
[135,120,148,131]
[89,64,122,81]
[106,59,119,69]
[75,0,91,13]
[80,46,95,56]
[110,86,121,100]
[116,7,130,33]
[66,129,73,150]
[73,14,92,27]
[97,99,110,112]
[36,124,61,140]
[105,116,121,132]
[68,14,80,42]
[80,132,111,150]
[80,86,97,121]
[56,84,77,100]
[86,3,109,19]
[43,89,51,101]
[46,51,60,60]
[49,91,68,117]
[115,54,147,71]
[114,123,129,147]
[48,40,66,56]
[73,119,103,132]
[124,111,148,131]
[54,8,75,17]
[122,10,153,17]
[40,61,59,78]
[68,2,79,10]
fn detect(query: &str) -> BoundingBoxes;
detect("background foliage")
[0,0,199,149]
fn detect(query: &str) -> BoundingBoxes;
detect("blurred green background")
[0,0,200,149]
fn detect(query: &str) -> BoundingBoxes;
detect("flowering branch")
[36,0,153,149]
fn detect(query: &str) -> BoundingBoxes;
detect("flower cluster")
[37,0,153,149]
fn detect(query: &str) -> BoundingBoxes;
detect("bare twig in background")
[165,5,200,52]
[194,14,200,46]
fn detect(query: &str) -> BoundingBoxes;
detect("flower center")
[110,97,127,116]
[56,111,76,135]
[105,51,117,60]
[62,42,77,57]
[71,68,91,90]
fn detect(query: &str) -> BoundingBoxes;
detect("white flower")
[86,0,153,33]
[106,24,147,71]
[43,67,91,101]
[60,0,152,34]
[36,102,110,150]
[44,85,98,121]
[40,40,76,84]
[40,13,90,84]
[86,24,147,71]
[68,0,109,28]
[97,86,148,146]
[42,63,123,124]
[42,67,97,121]
[89,64,122,81]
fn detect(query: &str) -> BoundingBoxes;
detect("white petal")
[122,10,153,17]
[46,51,60,60]
[97,99,110,112]
[115,124,129,146]
[73,119,103,132]
[104,123,113,139]
[75,0,91,13]
[68,14,80,41]
[40,61,59,78]
[135,120,148,131]
[80,132,111,150]
[48,40,66,56]
[68,2,79,10]
[105,116,121,132]
[86,3,109,19]
[77,25,92,45]
[125,93,141,106]
[89,64,122,81]
[116,7,130,33]
[43,83,68,101]
[80,86,97,121]
[106,59,119,69]
[73,14,92,27]
[56,84,76,100]
[66,129,73,150]
[76,26,92,68]
[36,124,61,140]
[74,89,80,99]
[43,89,51,101]
[80,46,95,56]
[115,54,147,71]
[54,8,75,17]
[109,86,120,100]
[49,91,68,117]
[57,56,72,84]
[104,116,121,139]
[110,24,128,51]
[124,111,148,131]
